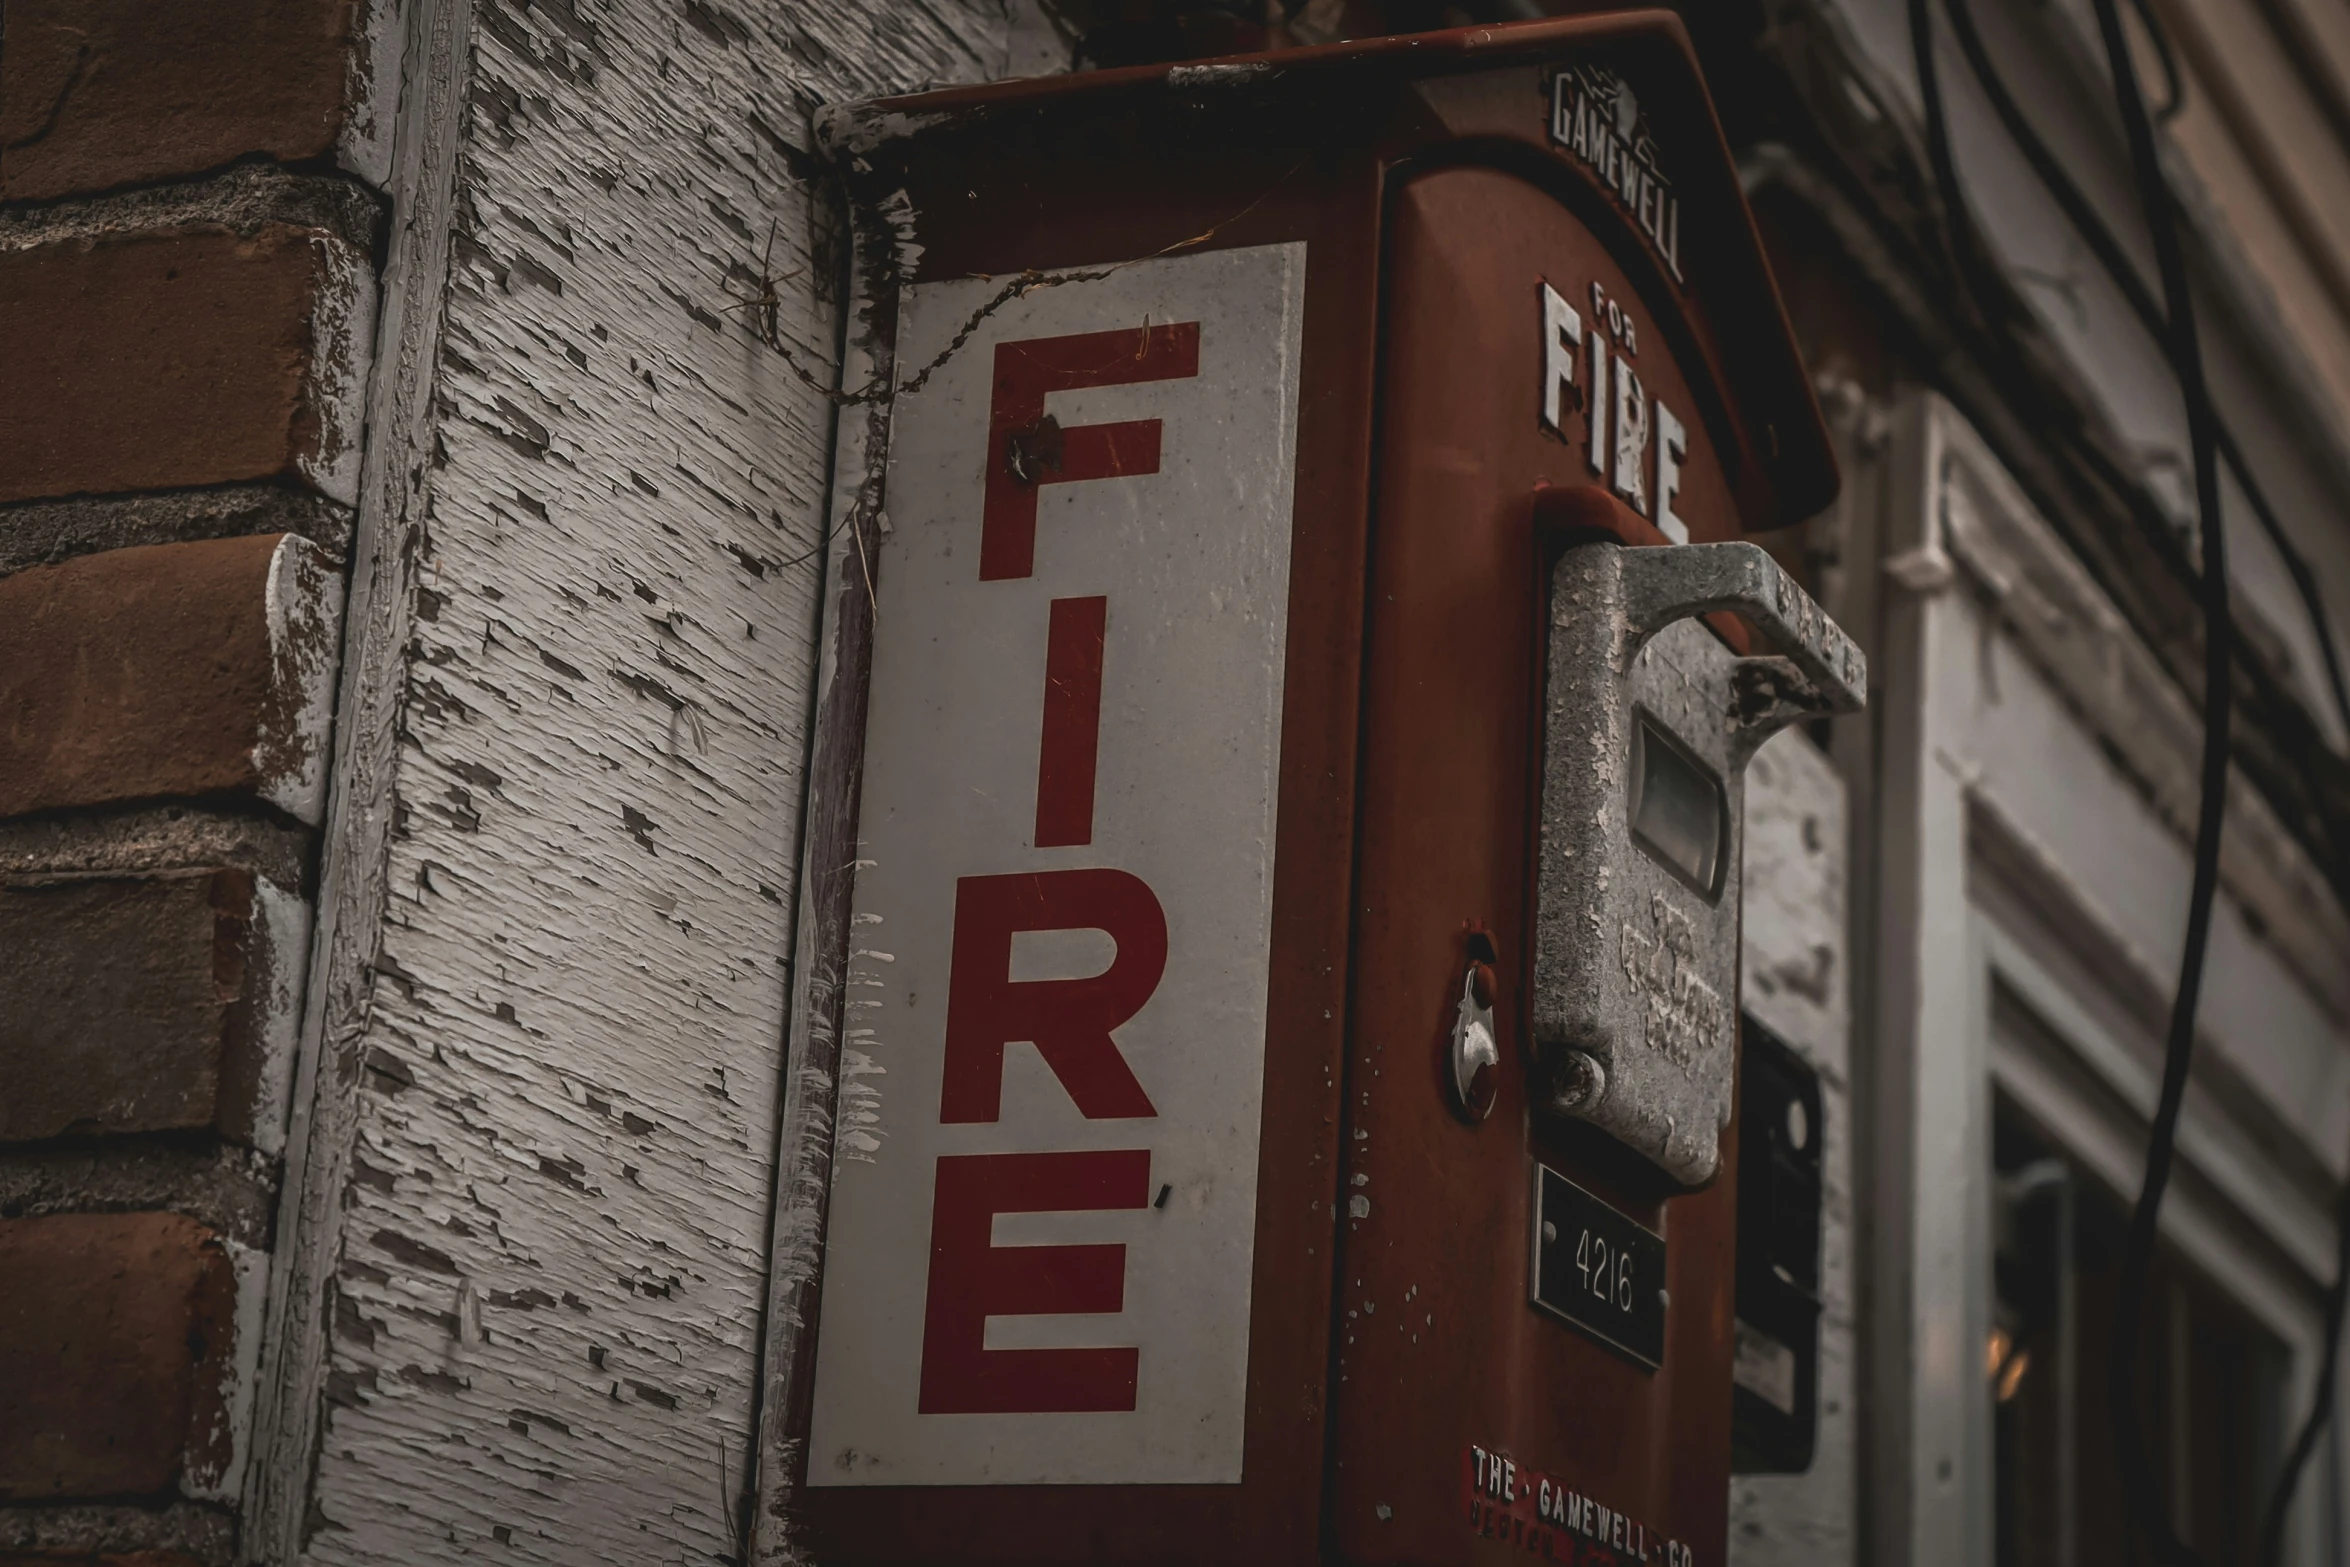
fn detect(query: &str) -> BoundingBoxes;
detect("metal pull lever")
[1533,540,1867,1187]
[1616,541,1868,724]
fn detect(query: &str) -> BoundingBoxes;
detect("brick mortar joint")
[0,804,314,895]
[0,485,357,580]
[0,1136,282,1251]
[0,163,385,256]
[0,1500,238,1566]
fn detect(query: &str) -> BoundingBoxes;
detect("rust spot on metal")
[1004,412,1065,484]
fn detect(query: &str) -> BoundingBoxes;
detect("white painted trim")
[1866,391,1995,1567]
[1973,862,2337,1279]
[1933,402,2350,1033]
[241,0,471,1552]
[1982,918,2325,1349]
[749,204,887,1567]
[1868,390,2350,1565]
[1981,918,2330,1565]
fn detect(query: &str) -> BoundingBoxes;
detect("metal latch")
[1532,541,1865,1186]
[1447,925,1502,1122]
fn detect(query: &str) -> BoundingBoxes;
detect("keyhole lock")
[1448,925,1502,1123]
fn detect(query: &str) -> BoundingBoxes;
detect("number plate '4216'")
[1532,1165,1667,1370]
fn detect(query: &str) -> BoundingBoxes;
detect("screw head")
[1552,1050,1606,1113]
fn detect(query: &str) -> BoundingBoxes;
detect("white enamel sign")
[806,243,1306,1487]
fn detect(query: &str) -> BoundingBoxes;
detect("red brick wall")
[0,870,274,1147]
[0,535,341,821]
[0,230,347,503]
[0,1,387,1558]
[0,0,368,202]
[0,1214,238,1500]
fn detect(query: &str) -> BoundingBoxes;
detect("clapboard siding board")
[286,3,1050,1562]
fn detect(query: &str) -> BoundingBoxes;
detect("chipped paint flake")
[288,3,1051,1564]
[257,533,346,826]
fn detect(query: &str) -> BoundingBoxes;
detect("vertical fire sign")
[806,243,1307,1487]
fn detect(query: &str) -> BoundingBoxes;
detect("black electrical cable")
[1910,0,1978,308]
[1939,0,2350,737]
[1909,0,2248,1560]
[2126,0,2185,121]
[2265,1188,2350,1566]
[2090,0,2233,1560]
[1931,0,2350,1551]
[1912,0,2221,599]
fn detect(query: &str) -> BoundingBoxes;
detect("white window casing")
[1861,390,2350,1567]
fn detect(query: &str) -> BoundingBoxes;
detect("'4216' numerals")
[1575,1226,1633,1314]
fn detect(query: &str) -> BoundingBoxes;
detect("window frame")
[1858,391,2350,1565]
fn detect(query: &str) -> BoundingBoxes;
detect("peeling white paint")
[248,878,315,1159]
[191,1239,272,1506]
[258,534,345,827]
[297,238,379,507]
[872,189,926,287]
[1166,61,1273,86]
[835,1049,887,1164]
[340,1,404,187]
[276,3,1056,1564]
[812,106,955,158]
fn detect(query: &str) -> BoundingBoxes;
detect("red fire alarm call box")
[784,17,1858,1567]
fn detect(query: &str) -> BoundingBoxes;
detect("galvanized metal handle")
[1616,541,1867,715]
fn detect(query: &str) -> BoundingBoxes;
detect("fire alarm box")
[782,17,1862,1567]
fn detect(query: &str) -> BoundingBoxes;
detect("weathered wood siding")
[269,4,1056,1561]
[1732,730,1857,1567]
